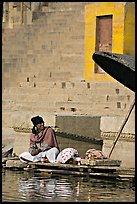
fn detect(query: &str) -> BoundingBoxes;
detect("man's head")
[31,115,44,131]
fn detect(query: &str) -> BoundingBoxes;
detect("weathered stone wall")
[56,115,101,139]
[100,106,135,168]
[102,139,135,168]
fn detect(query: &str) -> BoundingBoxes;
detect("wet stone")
[6,160,28,169]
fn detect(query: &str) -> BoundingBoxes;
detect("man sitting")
[19,115,60,163]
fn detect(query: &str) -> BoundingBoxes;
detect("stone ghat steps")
[2,106,135,138]
[3,98,132,110]
[2,92,132,104]
[3,29,84,61]
[3,64,84,90]
[33,3,87,19]
[2,85,134,115]
[2,25,24,45]
[2,96,134,111]
[2,4,85,60]
[2,2,135,136]
[2,3,86,89]
[3,81,134,103]
[3,71,84,90]
[3,3,86,52]
[47,2,90,11]
[3,53,84,79]
[3,81,134,94]
[2,80,134,130]
[2,103,130,131]
[2,37,84,62]
[3,6,85,54]
[3,50,84,65]
[3,17,83,47]
[41,13,85,25]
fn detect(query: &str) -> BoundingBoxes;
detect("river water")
[2,169,135,202]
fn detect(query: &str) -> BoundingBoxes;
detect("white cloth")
[46,147,59,163]
[19,147,59,163]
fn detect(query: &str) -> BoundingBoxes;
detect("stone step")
[2,13,84,80]
[37,6,85,18]
[55,100,132,110]
[3,81,134,95]
[3,94,134,114]
[2,90,69,102]
[3,95,133,117]
[2,105,126,120]
[3,11,84,48]
[2,86,134,105]
[3,45,83,58]
[3,28,84,57]
[2,111,57,129]
[2,104,130,133]
[2,110,14,127]
[47,2,89,11]
[100,108,135,134]
[2,8,84,51]
[46,15,84,25]
[2,26,23,44]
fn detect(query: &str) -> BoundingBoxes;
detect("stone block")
[2,144,13,157]
[55,115,101,139]
[100,107,135,134]
[13,132,30,156]
[11,112,57,129]
[6,159,27,168]
[102,139,135,168]
[26,10,32,25]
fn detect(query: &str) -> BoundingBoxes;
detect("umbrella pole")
[108,98,135,158]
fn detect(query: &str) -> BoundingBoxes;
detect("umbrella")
[92,51,135,158]
[92,52,135,92]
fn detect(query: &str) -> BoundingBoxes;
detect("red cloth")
[30,126,60,150]
[85,148,107,159]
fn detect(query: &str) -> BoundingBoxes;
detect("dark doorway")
[95,15,113,73]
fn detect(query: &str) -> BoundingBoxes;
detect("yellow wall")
[84,2,134,82]
[124,3,135,56]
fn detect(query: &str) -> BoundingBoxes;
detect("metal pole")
[108,98,135,158]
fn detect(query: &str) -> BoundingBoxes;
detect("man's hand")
[31,149,42,156]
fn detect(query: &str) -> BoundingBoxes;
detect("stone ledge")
[13,126,103,145]
[13,126,58,133]
[101,132,135,142]
[57,131,103,145]
[5,159,28,169]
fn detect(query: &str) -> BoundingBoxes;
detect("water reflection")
[2,170,135,202]
[18,177,74,201]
